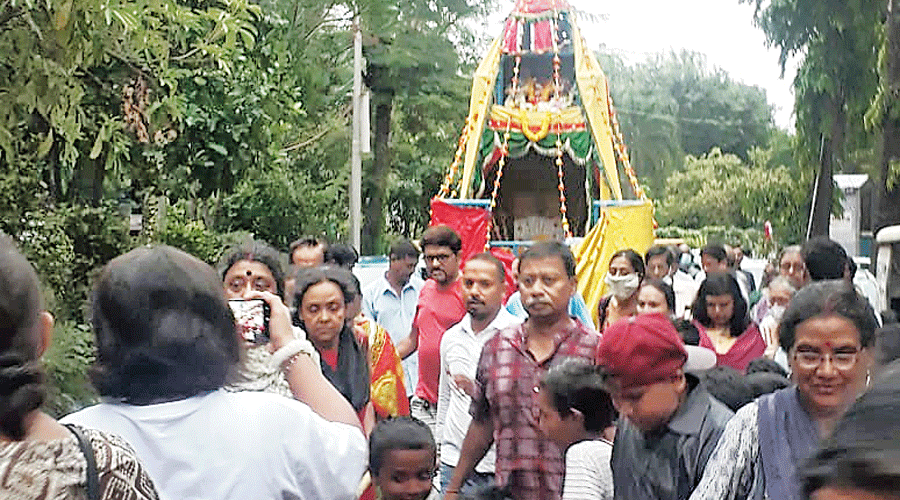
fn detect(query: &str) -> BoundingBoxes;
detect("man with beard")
[396,225,466,435]
[436,253,521,496]
[444,242,600,500]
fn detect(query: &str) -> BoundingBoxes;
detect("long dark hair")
[692,272,749,337]
[90,245,240,405]
[0,235,46,440]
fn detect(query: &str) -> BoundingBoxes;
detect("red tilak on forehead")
[824,341,832,349]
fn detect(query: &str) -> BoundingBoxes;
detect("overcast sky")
[490,0,797,129]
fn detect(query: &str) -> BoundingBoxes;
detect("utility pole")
[350,20,363,251]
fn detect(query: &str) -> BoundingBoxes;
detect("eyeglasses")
[792,348,859,371]
[424,253,453,264]
[780,262,806,274]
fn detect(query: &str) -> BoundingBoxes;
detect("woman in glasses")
[689,280,878,500]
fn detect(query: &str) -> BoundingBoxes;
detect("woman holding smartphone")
[219,241,314,397]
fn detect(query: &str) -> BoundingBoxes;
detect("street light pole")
[350,20,363,251]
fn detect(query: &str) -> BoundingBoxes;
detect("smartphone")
[228,299,270,344]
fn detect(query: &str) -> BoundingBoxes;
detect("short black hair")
[673,319,701,346]
[519,241,577,278]
[539,359,616,433]
[219,240,285,298]
[324,244,359,270]
[465,252,505,282]
[801,361,900,499]
[90,245,240,405]
[692,272,749,337]
[701,365,753,412]
[289,236,327,262]
[0,234,46,440]
[802,236,849,281]
[369,416,436,476]
[745,371,790,399]
[421,225,462,254]
[640,279,675,313]
[779,280,879,353]
[700,244,727,263]
[645,245,675,267]
[745,356,789,378]
[389,239,419,260]
[610,248,646,280]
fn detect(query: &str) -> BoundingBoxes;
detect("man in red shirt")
[396,225,466,434]
[445,241,600,500]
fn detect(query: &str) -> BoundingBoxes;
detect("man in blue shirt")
[362,239,424,396]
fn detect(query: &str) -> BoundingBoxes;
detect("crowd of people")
[1,225,899,500]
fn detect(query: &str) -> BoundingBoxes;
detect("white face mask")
[768,304,786,323]
[605,272,640,300]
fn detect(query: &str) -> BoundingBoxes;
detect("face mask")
[767,304,786,323]
[605,272,640,300]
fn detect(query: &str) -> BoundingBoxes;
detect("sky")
[489,0,798,129]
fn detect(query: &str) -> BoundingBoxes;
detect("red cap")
[596,313,711,388]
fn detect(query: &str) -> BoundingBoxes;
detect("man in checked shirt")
[444,241,600,500]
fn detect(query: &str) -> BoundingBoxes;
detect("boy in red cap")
[596,312,731,500]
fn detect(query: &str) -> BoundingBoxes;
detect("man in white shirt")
[437,252,522,495]
[362,239,424,396]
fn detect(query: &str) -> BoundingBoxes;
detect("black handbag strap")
[65,423,100,500]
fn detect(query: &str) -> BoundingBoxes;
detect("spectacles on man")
[792,347,859,371]
[424,253,453,264]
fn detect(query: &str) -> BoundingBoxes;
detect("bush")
[43,321,97,417]
[152,200,226,265]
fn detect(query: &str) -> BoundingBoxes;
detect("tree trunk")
[807,96,844,238]
[875,0,900,234]
[361,88,393,254]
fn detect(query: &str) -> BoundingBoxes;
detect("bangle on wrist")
[270,338,318,369]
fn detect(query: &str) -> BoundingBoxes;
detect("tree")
[359,0,493,253]
[869,0,900,232]
[740,0,881,238]
[600,48,775,194]
[657,147,808,244]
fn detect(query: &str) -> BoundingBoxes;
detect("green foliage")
[740,0,882,234]
[657,148,808,245]
[43,321,97,417]
[600,49,775,194]
[7,204,130,322]
[152,201,226,264]
[359,0,493,251]
[220,159,347,250]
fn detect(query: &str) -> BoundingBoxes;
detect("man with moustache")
[444,242,600,500]
[396,225,466,434]
[436,253,521,496]
[363,239,424,397]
